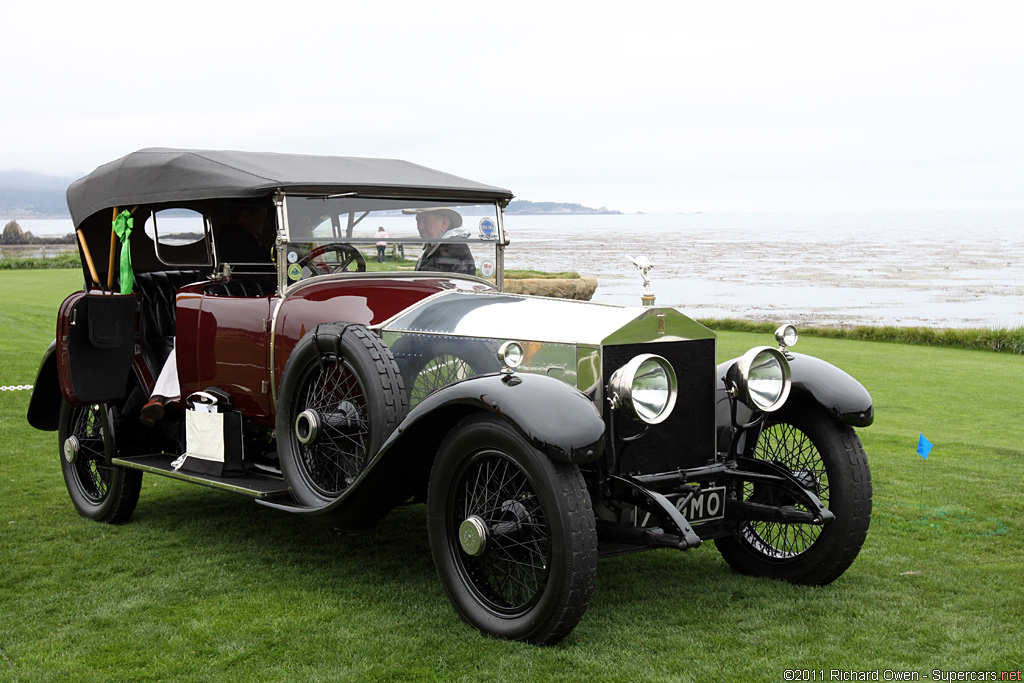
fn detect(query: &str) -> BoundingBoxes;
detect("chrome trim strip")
[268,292,286,409]
[496,206,506,291]
[274,193,288,296]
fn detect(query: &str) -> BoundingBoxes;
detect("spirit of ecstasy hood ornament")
[626,254,656,306]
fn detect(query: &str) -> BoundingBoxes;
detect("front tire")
[58,400,142,523]
[427,414,597,644]
[715,405,872,585]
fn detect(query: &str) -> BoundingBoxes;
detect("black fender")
[395,371,606,465]
[26,340,60,431]
[257,372,606,530]
[715,351,873,452]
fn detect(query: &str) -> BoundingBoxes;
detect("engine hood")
[379,290,714,346]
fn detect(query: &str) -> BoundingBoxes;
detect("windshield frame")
[274,192,507,293]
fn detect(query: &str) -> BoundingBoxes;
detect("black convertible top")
[66,148,514,227]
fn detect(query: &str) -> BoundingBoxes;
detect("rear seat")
[132,271,278,383]
[133,269,208,378]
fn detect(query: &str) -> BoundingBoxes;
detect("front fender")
[256,371,606,531]
[785,352,873,426]
[27,340,60,431]
[716,351,873,451]
[395,371,606,464]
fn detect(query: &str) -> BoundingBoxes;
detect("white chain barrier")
[0,385,33,391]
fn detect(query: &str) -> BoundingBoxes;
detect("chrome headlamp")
[608,353,678,424]
[775,324,799,350]
[726,346,792,413]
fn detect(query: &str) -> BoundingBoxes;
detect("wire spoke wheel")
[409,354,477,407]
[451,452,551,613]
[58,400,142,523]
[295,359,370,497]
[69,404,113,502]
[427,414,597,644]
[715,406,872,585]
[741,421,829,558]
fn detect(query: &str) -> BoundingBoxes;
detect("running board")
[112,454,290,499]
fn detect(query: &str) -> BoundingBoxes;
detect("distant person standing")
[375,226,388,263]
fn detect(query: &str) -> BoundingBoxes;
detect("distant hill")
[506,200,622,215]
[0,171,75,217]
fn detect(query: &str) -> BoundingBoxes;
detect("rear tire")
[427,414,597,644]
[58,400,142,523]
[715,405,872,585]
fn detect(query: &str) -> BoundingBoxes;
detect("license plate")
[631,485,727,528]
[673,486,726,524]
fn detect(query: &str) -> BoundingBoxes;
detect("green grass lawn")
[1,270,1022,682]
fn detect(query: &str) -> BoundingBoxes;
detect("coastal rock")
[501,276,598,301]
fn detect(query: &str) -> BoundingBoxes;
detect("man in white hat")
[406,208,475,275]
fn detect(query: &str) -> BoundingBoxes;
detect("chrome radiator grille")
[603,339,717,475]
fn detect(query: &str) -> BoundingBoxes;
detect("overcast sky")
[3,1,1023,213]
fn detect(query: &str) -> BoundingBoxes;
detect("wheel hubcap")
[295,409,320,445]
[63,435,80,464]
[791,468,821,494]
[459,515,488,556]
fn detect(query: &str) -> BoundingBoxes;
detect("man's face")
[415,212,449,239]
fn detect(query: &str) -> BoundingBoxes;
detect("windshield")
[281,196,503,284]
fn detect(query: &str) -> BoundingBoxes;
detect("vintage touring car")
[27,148,873,644]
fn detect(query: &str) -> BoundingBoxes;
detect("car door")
[175,282,274,423]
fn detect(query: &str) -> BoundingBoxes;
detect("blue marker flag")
[917,433,933,459]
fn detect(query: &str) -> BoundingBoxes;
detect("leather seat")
[133,269,207,378]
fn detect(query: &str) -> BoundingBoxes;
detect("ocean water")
[8,211,1023,329]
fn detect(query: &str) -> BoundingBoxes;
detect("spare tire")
[277,323,407,507]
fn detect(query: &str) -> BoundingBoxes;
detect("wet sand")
[501,212,1024,329]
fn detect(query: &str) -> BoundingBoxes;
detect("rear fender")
[715,351,873,452]
[27,341,60,431]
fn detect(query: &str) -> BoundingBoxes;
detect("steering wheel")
[296,243,366,276]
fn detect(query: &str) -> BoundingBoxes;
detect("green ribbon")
[112,210,134,295]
